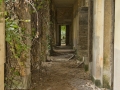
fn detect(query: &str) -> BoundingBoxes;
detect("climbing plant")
[5,0,36,89]
[4,0,52,89]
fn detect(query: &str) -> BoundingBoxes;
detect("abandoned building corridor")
[1,0,120,90]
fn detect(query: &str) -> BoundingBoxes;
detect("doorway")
[58,25,70,46]
[61,25,66,46]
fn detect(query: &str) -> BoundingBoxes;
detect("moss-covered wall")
[5,0,31,89]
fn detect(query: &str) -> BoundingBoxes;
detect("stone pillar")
[73,16,77,49]
[103,0,114,89]
[0,1,5,90]
[114,0,120,89]
[92,0,104,87]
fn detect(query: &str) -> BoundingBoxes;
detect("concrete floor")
[30,46,108,90]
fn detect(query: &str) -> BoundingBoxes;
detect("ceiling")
[52,0,75,7]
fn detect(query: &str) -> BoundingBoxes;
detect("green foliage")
[5,0,37,89]
[0,0,3,5]
[5,18,29,59]
[61,25,66,30]
[47,35,51,51]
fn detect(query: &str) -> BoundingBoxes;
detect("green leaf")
[14,70,20,76]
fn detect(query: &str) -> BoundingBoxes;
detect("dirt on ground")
[30,48,108,90]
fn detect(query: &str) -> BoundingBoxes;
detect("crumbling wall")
[5,0,31,89]
[49,1,56,54]
[30,0,51,84]
[5,0,51,89]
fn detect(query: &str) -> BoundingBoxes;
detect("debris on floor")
[31,50,108,90]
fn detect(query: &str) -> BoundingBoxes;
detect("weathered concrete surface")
[103,0,114,89]
[73,0,87,50]
[73,0,83,49]
[92,0,104,87]
[114,0,120,89]
[0,2,5,90]
[77,7,88,59]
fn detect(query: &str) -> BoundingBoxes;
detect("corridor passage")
[31,46,106,90]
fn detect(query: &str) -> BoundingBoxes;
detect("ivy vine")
[5,0,33,89]
[6,18,29,60]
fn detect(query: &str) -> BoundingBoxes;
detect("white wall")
[114,0,120,89]
[92,0,104,85]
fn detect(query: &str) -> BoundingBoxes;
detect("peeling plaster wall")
[114,0,120,89]
[92,0,104,87]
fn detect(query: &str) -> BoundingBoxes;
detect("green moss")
[103,55,107,65]
[91,76,95,83]
[91,76,101,88]
[103,75,111,89]
[95,80,101,88]
[0,0,3,5]
[84,65,89,71]
[103,54,109,68]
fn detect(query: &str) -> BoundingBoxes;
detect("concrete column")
[92,0,104,87]
[0,2,5,90]
[103,0,114,89]
[114,0,120,89]
[88,0,93,76]
[88,0,93,62]
[73,16,77,49]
